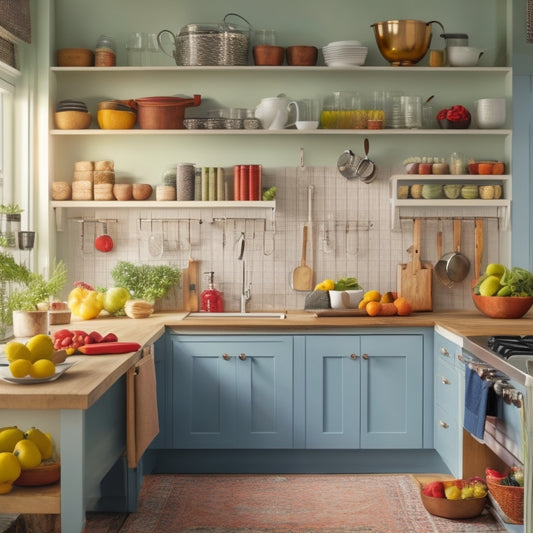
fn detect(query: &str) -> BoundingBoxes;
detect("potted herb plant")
[0,251,67,338]
[0,203,24,248]
[110,261,181,306]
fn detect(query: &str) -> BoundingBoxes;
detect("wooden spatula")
[292,225,314,291]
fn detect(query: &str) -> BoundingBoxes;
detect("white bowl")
[329,290,350,309]
[447,46,484,67]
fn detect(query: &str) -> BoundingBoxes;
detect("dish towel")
[464,365,492,440]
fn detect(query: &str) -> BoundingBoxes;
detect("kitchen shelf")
[390,174,511,230]
[50,128,512,136]
[50,66,512,74]
[51,200,276,231]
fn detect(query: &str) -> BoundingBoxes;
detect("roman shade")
[0,0,31,68]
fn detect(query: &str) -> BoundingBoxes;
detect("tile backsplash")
[57,166,505,312]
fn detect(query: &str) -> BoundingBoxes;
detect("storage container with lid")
[157,13,251,66]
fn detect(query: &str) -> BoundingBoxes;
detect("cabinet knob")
[239,353,246,360]
[457,353,464,362]
[439,420,449,429]
[350,353,358,360]
[362,353,369,360]
[440,376,450,385]
[440,347,449,357]
[222,353,230,361]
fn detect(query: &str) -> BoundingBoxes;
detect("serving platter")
[0,361,77,384]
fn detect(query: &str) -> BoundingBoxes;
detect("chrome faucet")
[237,232,251,313]
[240,260,251,313]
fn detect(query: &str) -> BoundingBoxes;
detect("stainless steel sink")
[186,312,287,319]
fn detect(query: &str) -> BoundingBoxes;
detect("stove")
[463,335,533,386]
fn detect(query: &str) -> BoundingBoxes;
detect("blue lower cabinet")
[171,335,293,448]
[306,334,424,449]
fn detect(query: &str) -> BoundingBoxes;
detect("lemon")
[0,481,14,494]
[26,334,54,363]
[485,263,506,278]
[479,275,502,296]
[0,452,21,483]
[4,341,31,363]
[363,290,381,302]
[0,427,24,453]
[13,439,41,469]
[24,427,53,460]
[29,359,56,379]
[9,359,32,378]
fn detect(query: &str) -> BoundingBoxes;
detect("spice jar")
[450,152,465,175]
[95,35,116,66]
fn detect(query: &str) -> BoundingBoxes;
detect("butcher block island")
[1,310,532,533]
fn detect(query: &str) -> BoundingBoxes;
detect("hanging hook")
[299,147,305,168]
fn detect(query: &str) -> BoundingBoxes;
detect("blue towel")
[464,365,492,440]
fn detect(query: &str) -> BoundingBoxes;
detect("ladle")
[446,219,470,282]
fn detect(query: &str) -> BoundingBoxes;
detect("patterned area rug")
[86,474,505,533]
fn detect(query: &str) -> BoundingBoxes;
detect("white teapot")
[255,95,289,130]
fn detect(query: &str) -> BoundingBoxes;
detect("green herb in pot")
[111,261,181,303]
[334,277,361,291]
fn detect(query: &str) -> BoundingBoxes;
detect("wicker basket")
[486,478,524,524]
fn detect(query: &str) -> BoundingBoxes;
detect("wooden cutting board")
[182,259,199,312]
[396,218,433,311]
[309,309,368,317]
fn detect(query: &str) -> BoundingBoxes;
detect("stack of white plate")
[322,40,368,67]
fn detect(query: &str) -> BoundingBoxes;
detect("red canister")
[249,164,261,200]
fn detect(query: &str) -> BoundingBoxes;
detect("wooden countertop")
[1,309,532,410]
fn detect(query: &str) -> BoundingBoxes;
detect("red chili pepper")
[78,342,141,355]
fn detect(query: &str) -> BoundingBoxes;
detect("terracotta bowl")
[286,45,318,66]
[57,48,94,67]
[420,489,487,519]
[132,183,153,200]
[472,293,533,319]
[113,183,133,201]
[14,462,60,486]
[253,45,285,66]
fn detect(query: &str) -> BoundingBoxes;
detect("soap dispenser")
[200,272,224,312]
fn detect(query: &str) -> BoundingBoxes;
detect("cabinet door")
[305,336,360,448]
[360,335,423,449]
[234,336,293,448]
[171,335,293,449]
[172,336,236,448]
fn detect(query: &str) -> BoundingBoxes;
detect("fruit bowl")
[14,461,60,486]
[438,117,471,129]
[420,489,487,519]
[472,293,533,319]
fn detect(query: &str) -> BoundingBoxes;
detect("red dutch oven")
[135,95,201,129]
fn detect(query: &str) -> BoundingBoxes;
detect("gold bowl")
[97,109,137,130]
[371,19,434,66]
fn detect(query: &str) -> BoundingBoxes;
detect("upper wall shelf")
[50,129,512,136]
[50,66,512,73]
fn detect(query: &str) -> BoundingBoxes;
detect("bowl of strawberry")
[437,105,471,129]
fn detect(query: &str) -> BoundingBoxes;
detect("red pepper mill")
[200,272,224,312]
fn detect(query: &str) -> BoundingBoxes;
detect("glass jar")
[95,35,116,66]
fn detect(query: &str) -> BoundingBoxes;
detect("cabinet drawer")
[435,359,458,410]
[435,334,461,365]
[435,404,461,476]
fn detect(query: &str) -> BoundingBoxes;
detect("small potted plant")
[0,251,67,338]
[0,203,24,248]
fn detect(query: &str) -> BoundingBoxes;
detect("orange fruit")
[366,301,382,316]
[394,297,413,316]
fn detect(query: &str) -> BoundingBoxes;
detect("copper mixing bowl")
[371,19,440,66]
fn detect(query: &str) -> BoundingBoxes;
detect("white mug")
[329,290,350,309]
[475,98,506,129]
[287,99,319,130]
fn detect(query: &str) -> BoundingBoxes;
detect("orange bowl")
[420,489,487,519]
[472,293,533,319]
[14,461,60,486]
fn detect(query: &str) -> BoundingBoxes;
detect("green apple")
[103,287,131,314]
